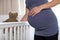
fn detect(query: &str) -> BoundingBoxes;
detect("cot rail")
[0,22,34,40]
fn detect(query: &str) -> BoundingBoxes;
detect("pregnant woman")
[21,0,60,40]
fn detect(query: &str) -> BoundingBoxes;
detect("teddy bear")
[3,12,18,22]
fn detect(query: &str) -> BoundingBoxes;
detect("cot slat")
[5,28,8,40]
[19,26,23,40]
[26,25,30,40]
[24,25,26,40]
[17,26,19,40]
[10,27,13,40]
[0,29,4,40]
[19,26,21,40]
[14,27,16,40]
[22,25,26,40]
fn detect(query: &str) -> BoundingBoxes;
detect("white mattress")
[0,15,9,22]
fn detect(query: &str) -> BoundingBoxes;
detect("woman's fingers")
[32,12,37,16]
[29,6,42,16]
[29,9,38,16]
[29,9,35,16]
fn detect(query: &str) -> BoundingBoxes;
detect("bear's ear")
[9,12,13,18]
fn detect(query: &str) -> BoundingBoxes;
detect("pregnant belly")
[28,9,57,28]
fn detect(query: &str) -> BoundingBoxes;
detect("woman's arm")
[39,0,60,10]
[29,0,60,16]
[21,7,29,21]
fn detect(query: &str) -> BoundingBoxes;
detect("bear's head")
[9,12,18,19]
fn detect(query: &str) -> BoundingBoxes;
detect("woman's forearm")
[21,8,29,21]
[23,8,29,20]
[39,0,60,10]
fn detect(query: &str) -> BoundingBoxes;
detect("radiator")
[0,22,35,40]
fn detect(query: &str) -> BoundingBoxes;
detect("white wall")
[0,0,25,22]
[48,0,60,27]
[0,0,11,15]
[0,0,20,15]
[52,5,60,27]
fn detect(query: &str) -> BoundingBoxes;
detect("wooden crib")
[0,22,35,40]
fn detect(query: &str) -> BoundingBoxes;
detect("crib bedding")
[0,15,9,22]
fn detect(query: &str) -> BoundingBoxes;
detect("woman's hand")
[29,0,60,17]
[29,6,43,16]
[20,17,27,21]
